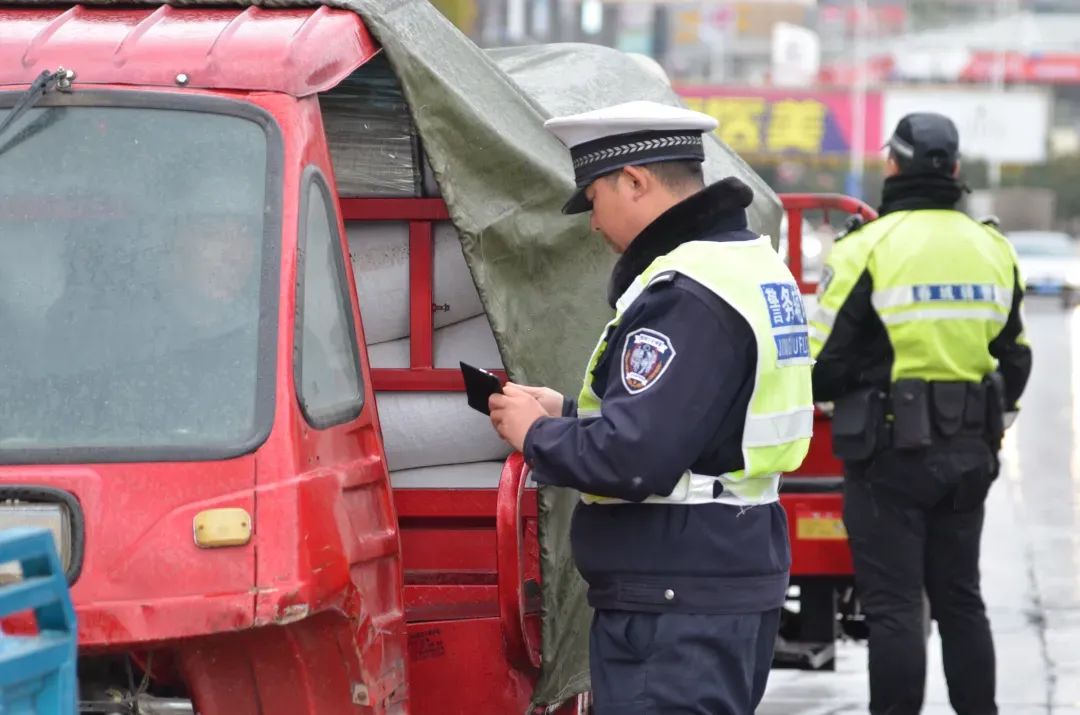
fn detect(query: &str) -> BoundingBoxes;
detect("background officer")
[809,113,1033,715]
[487,101,814,714]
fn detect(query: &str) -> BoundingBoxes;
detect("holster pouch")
[963,381,988,433]
[892,379,933,450]
[831,387,885,462]
[983,372,1006,446]
[931,382,968,438]
[950,444,1000,512]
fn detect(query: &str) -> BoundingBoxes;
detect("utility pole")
[652,4,670,71]
[507,0,526,43]
[846,0,869,199]
[601,2,620,48]
[988,0,1014,187]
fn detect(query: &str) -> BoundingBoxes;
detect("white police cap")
[544,100,718,214]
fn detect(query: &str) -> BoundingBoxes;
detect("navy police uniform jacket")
[524,180,791,615]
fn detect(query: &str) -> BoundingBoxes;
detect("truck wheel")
[772,582,838,671]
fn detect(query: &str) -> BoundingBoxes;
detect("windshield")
[0,101,277,461]
[1010,232,1077,258]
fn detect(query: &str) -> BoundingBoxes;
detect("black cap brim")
[562,130,706,216]
[562,187,592,215]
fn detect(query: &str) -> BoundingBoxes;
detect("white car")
[1008,230,1080,307]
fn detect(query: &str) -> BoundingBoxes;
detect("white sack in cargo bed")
[377,392,511,471]
[391,461,537,489]
[391,460,501,489]
[367,304,505,471]
[367,314,502,369]
[354,223,506,472]
[347,221,484,344]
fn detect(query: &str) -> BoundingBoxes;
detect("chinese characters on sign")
[762,283,807,328]
[682,96,766,153]
[680,88,882,157]
[767,100,827,153]
[761,282,811,363]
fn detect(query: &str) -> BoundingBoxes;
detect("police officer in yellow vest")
[809,113,1032,715]
[487,101,814,714]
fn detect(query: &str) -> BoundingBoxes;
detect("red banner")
[821,52,1080,86]
[962,52,1080,84]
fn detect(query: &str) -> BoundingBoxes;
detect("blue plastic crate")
[0,528,77,715]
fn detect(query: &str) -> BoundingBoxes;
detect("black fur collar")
[607,177,755,307]
[878,173,966,216]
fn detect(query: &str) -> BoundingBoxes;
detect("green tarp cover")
[4,0,781,707]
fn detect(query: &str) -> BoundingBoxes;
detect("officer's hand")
[507,383,564,417]
[489,384,548,452]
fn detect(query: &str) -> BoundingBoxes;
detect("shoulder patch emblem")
[621,328,677,394]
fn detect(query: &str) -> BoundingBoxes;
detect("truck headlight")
[0,502,73,584]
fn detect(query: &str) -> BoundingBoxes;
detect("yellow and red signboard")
[678,86,884,157]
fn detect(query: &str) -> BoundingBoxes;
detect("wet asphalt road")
[759,297,1080,714]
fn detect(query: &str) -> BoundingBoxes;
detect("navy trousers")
[844,474,997,715]
[589,609,781,714]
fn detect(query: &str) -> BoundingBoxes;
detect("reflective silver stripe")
[743,407,814,447]
[577,408,601,419]
[880,307,1009,326]
[615,279,646,313]
[582,471,781,507]
[872,286,908,311]
[809,305,837,331]
[808,324,830,344]
[873,285,1012,312]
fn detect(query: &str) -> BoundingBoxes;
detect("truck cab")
[1,6,447,713]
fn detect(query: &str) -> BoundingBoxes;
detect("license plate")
[0,504,69,583]
[796,511,847,541]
